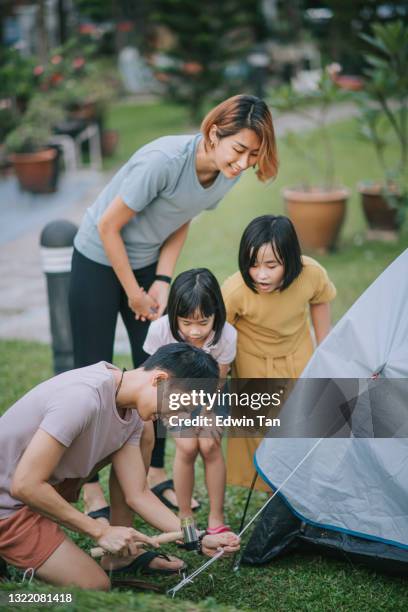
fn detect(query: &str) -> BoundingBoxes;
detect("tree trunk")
[37,0,48,64]
[57,0,68,44]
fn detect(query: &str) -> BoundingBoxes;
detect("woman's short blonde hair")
[201,94,278,182]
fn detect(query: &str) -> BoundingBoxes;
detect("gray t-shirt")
[0,362,143,518]
[74,133,239,269]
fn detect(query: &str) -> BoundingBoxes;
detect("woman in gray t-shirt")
[69,94,278,514]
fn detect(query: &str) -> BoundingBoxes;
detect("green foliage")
[356,20,408,211]
[24,94,65,128]
[5,123,53,154]
[269,71,350,189]
[72,0,114,22]
[0,106,18,142]
[0,48,37,100]
[149,0,262,121]
[4,94,65,154]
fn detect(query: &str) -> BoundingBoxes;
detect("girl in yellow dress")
[222,215,336,490]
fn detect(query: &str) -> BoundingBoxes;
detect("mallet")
[90,530,182,558]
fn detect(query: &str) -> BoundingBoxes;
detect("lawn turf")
[1,340,408,610]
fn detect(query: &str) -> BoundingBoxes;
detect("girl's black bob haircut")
[168,268,226,346]
[239,215,303,292]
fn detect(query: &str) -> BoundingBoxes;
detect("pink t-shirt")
[0,362,143,518]
[143,315,237,364]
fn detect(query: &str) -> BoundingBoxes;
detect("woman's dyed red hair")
[201,94,278,182]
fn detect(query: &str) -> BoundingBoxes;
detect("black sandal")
[150,479,178,511]
[108,550,187,576]
[87,506,110,521]
[150,479,201,512]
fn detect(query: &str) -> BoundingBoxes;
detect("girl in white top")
[144,268,237,533]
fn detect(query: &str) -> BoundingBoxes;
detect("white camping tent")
[244,249,408,569]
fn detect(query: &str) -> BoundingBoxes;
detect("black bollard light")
[40,220,78,374]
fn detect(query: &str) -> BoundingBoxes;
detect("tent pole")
[231,470,258,571]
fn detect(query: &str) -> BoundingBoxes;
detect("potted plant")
[5,95,65,193]
[0,48,37,113]
[356,20,408,238]
[271,69,350,252]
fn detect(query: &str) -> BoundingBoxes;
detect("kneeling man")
[0,343,239,590]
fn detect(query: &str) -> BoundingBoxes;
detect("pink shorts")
[0,506,65,570]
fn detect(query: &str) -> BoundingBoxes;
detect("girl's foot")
[206,524,232,535]
[207,513,227,531]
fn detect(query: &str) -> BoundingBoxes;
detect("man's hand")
[202,532,240,557]
[128,288,159,321]
[96,525,159,556]
[147,280,170,318]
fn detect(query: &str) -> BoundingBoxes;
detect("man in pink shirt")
[0,343,240,590]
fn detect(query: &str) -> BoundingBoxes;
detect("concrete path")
[0,102,358,355]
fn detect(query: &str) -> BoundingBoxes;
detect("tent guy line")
[167,437,324,597]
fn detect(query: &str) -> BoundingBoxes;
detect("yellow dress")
[222,256,336,491]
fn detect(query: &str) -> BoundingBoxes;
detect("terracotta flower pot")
[283,187,349,253]
[11,148,59,194]
[358,183,402,233]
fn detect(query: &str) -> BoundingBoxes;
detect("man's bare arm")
[112,442,180,532]
[11,429,156,554]
[11,429,106,540]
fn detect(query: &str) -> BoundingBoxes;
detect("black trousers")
[69,248,166,472]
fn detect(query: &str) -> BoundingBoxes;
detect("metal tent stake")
[167,437,324,597]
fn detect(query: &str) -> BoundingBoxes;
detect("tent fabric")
[249,250,408,562]
[242,492,408,574]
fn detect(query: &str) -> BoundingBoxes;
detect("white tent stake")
[167,437,324,597]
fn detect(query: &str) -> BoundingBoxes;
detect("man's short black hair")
[239,215,303,292]
[143,342,219,379]
[143,343,219,408]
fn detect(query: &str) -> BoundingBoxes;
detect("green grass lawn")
[1,101,407,610]
[1,341,408,611]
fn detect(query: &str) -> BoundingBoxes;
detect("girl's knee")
[199,437,221,459]
[176,438,198,462]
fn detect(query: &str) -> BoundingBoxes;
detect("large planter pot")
[283,187,349,253]
[11,148,59,194]
[358,183,402,234]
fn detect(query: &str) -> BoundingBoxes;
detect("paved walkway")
[0,102,358,355]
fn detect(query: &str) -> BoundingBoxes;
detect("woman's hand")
[128,288,159,322]
[147,280,170,318]
[202,532,240,557]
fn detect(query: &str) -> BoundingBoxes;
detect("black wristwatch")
[155,274,172,284]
